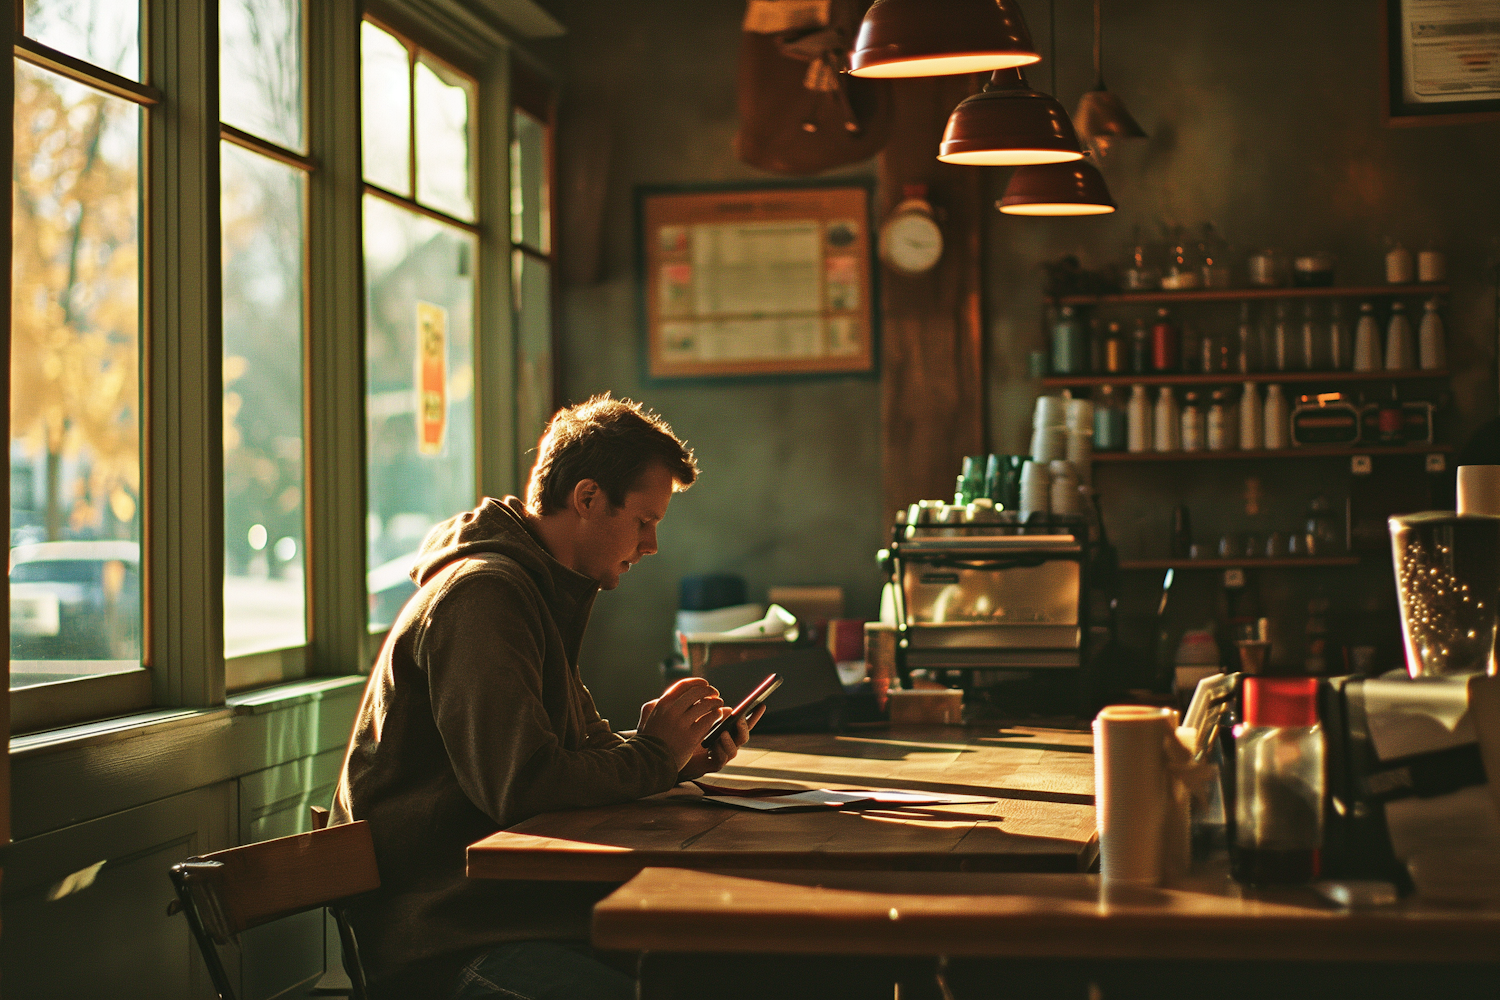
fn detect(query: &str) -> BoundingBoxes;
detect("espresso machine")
[880,504,1093,693]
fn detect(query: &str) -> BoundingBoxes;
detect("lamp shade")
[849,0,1040,79]
[937,69,1084,166]
[1074,88,1148,146]
[997,159,1116,215]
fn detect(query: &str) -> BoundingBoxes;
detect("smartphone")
[701,672,782,749]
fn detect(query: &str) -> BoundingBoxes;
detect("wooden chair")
[169,815,380,1000]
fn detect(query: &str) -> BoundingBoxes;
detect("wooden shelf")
[1119,556,1361,570]
[1054,283,1449,306]
[1042,368,1447,388]
[1093,442,1451,462]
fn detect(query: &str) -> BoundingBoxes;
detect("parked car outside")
[10,539,141,661]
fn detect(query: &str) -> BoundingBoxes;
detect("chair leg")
[170,867,239,1000]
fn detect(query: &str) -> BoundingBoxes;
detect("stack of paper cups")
[1065,398,1094,485]
[1049,460,1080,515]
[1093,705,1178,885]
[1458,466,1500,517]
[1018,459,1051,519]
[1031,396,1069,464]
[1031,425,1068,464]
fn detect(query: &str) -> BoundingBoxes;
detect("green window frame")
[6,0,533,734]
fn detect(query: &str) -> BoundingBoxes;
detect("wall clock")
[878,195,943,275]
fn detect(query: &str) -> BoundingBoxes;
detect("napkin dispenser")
[1320,674,1500,893]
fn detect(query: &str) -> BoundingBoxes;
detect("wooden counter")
[593,866,1500,964]
[466,727,1098,882]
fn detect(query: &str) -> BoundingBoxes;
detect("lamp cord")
[1050,0,1057,96]
[1095,0,1104,87]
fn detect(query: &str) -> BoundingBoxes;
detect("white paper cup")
[1093,705,1177,885]
[1034,395,1067,428]
[1065,398,1094,433]
[1066,430,1093,485]
[1030,424,1069,464]
[1458,466,1500,517]
[1018,460,1051,518]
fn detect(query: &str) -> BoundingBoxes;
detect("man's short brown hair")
[525,394,698,515]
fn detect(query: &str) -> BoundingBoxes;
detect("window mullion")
[145,0,225,706]
[305,0,371,676]
[476,49,517,499]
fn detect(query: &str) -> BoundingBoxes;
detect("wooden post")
[878,75,987,527]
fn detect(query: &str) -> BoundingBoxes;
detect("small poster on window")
[416,301,448,455]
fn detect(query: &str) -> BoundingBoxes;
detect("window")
[10,3,150,700]
[220,0,312,670]
[5,2,522,731]
[361,19,479,632]
[510,66,557,473]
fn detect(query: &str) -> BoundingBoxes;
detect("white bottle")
[1351,302,1382,371]
[1154,387,1180,452]
[1385,302,1415,370]
[1126,384,1152,453]
[1206,391,1231,451]
[1327,301,1349,371]
[1239,382,1262,450]
[1263,383,1288,449]
[1180,392,1204,452]
[1418,298,1446,370]
[1271,301,1291,371]
[1299,302,1319,371]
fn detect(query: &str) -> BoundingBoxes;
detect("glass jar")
[1248,248,1284,287]
[1233,676,1324,885]
[1303,496,1342,556]
[1051,305,1089,375]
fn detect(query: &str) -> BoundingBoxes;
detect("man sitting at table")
[333,394,761,1000]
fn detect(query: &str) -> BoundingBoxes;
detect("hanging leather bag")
[733,0,892,175]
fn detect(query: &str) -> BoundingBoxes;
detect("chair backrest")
[171,820,380,1000]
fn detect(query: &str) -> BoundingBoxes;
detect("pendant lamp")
[997,158,1116,215]
[937,68,1083,166]
[1072,0,1146,155]
[848,0,1040,79]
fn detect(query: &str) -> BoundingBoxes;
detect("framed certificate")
[1383,0,1500,125]
[637,181,876,381]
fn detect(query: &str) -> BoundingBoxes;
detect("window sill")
[10,669,154,736]
[10,674,367,758]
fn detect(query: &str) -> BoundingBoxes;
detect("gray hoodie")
[332,496,679,997]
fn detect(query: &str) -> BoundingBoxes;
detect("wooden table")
[466,726,1098,882]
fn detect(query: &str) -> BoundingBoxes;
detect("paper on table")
[693,783,995,812]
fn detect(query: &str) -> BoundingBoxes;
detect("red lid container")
[1242,676,1320,728]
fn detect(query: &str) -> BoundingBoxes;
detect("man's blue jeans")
[447,941,634,1000]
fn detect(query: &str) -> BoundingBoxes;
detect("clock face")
[880,210,943,275]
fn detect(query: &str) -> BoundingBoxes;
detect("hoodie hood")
[410,497,599,609]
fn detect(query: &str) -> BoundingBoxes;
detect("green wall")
[543,0,1500,712]
[538,0,887,724]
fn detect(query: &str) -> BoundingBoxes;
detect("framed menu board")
[638,181,875,380]
[1383,0,1500,125]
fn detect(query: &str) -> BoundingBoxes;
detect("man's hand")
[637,677,724,772]
[677,703,765,782]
